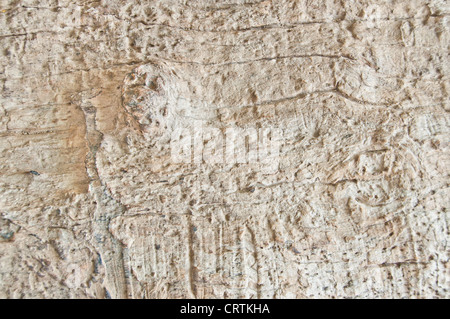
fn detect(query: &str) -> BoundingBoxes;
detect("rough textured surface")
[0,0,449,299]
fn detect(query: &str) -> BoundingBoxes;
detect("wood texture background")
[0,0,449,298]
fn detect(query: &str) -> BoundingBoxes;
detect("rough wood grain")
[0,0,449,298]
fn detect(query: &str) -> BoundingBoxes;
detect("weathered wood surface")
[0,0,449,298]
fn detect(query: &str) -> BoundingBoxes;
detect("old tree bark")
[0,0,449,298]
